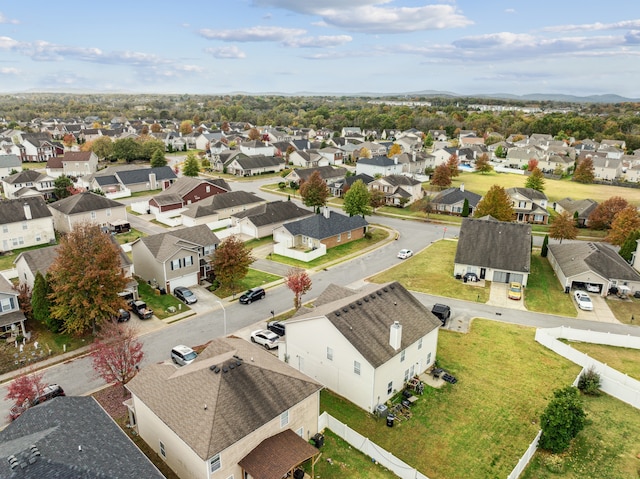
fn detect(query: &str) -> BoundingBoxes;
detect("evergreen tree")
[541,234,549,257]
[461,198,470,217]
[32,272,58,332]
[182,152,200,177]
[539,386,586,453]
[619,230,640,262]
[473,185,514,221]
[150,148,167,167]
[53,175,73,200]
[343,180,371,218]
[525,167,545,192]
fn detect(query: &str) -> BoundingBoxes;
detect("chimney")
[23,203,32,220]
[394,156,398,165]
[149,172,157,190]
[460,183,465,192]
[323,206,330,219]
[389,321,402,350]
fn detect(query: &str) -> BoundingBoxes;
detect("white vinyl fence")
[506,430,542,479]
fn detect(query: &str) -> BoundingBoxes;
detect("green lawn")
[244,235,274,250]
[0,243,58,270]
[369,239,491,302]
[137,280,188,319]
[604,296,640,324]
[525,252,577,317]
[321,320,581,479]
[269,227,390,269]
[210,268,281,299]
[112,228,146,245]
[563,341,640,380]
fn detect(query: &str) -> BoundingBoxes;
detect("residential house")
[431,184,482,216]
[230,201,313,239]
[87,166,178,196]
[195,131,226,151]
[328,173,374,197]
[0,396,164,479]
[288,149,325,168]
[318,146,344,165]
[355,156,403,177]
[48,191,127,233]
[430,147,477,169]
[225,154,285,176]
[284,166,347,186]
[149,177,230,214]
[506,187,550,224]
[0,196,55,252]
[131,225,219,291]
[554,198,598,227]
[369,175,423,207]
[58,150,99,177]
[396,151,431,175]
[548,242,640,297]
[2,170,55,200]
[273,207,367,254]
[592,156,623,181]
[459,136,485,148]
[341,127,363,139]
[0,154,21,179]
[18,133,62,162]
[428,130,448,142]
[505,147,545,169]
[238,140,275,157]
[125,337,322,479]
[0,274,26,336]
[454,216,532,286]
[181,191,266,227]
[281,281,441,412]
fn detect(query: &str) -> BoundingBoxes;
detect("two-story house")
[48,191,127,233]
[355,156,403,177]
[506,187,550,224]
[0,274,27,337]
[2,170,55,200]
[0,197,55,252]
[369,175,423,207]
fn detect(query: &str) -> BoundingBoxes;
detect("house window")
[159,441,166,458]
[518,201,527,208]
[387,381,393,394]
[209,454,221,473]
[22,222,27,230]
[418,338,423,350]
[296,427,304,437]
[426,352,432,365]
[106,208,111,217]
[206,185,211,193]
[2,226,7,233]
[354,361,361,375]
[171,259,181,270]
[400,350,406,362]
[1,297,14,312]
[347,231,351,240]
[35,234,41,242]
[404,369,410,382]
[326,347,333,361]
[280,410,289,427]
[204,245,215,256]
[534,214,543,222]
[184,256,193,267]
[12,237,24,247]
[336,233,341,243]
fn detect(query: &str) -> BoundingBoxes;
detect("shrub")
[577,366,601,396]
[539,386,586,453]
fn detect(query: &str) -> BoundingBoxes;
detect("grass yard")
[269,227,390,270]
[112,228,147,245]
[321,320,581,479]
[444,171,640,205]
[137,280,187,320]
[522,393,640,479]
[368,239,491,303]
[244,235,274,250]
[0,242,59,271]
[564,341,640,381]
[210,268,281,299]
[525,252,577,317]
[605,296,640,324]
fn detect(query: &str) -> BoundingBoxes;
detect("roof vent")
[356,300,362,305]
[389,284,395,289]
[223,366,229,373]
[236,361,242,367]
[376,290,382,296]
[214,366,221,374]
[229,363,235,369]
[342,307,349,313]
[209,365,217,371]
[363,297,369,302]
[350,303,356,309]
[335,311,341,316]
[383,287,388,292]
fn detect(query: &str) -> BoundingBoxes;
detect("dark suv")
[239,288,265,304]
[267,320,286,336]
[431,303,451,326]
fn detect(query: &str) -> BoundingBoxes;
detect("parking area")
[487,282,527,311]
[574,292,620,323]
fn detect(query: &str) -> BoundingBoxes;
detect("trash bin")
[311,433,324,448]
[386,414,395,427]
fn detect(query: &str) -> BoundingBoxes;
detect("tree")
[53,175,74,199]
[588,196,629,230]
[387,144,402,157]
[606,205,640,246]
[90,136,114,160]
[539,386,586,453]
[357,147,371,159]
[179,120,193,135]
[247,127,261,140]
[299,171,329,211]
[549,211,578,244]
[32,271,60,332]
[573,157,595,184]
[285,268,312,310]
[447,153,460,178]
[541,234,549,258]
[619,230,640,262]
[89,320,144,394]
[369,189,386,212]
[577,366,601,396]
[112,137,142,163]
[494,145,505,159]
[473,185,514,221]
[343,180,371,218]
[525,167,545,192]
[5,369,46,412]
[474,153,493,174]
[150,123,162,133]
[182,152,200,177]
[430,163,452,189]
[423,132,433,149]
[211,236,254,295]
[527,158,539,171]
[62,133,75,148]
[150,148,167,167]
[461,198,470,217]
[48,223,128,335]
[12,283,32,321]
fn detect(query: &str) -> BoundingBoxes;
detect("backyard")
[525,252,577,317]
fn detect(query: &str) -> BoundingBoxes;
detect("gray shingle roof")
[506,187,549,202]
[0,196,52,224]
[182,191,265,219]
[293,282,441,368]
[233,155,284,169]
[0,396,164,478]
[0,154,21,168]
[548,242,640,281]
[138,225,219,261]
[48,191,123,215]
[283,210,368,240]
[292,166,347,182]
[3,169,49,185]
[126,337,322,460]
[432,187,482,206]
[455,217,532,273]
[556,197,598,219]
[115,166,177,186]
[232,201,312,227]
[357,156,397,167]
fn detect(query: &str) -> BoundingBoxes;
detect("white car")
[585,283,600,293]
[250,329,280,349]
[574,291,593,311]
[397,249,413,259]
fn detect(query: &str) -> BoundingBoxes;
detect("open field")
[321,320,581,479]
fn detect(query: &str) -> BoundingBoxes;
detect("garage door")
[493,271,508,283]
[510,273,524,284]
[168,273,198,291]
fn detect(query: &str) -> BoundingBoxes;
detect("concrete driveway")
[574,292,620,323]
[487,282,527,311]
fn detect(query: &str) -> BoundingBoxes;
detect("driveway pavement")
[575,292,620,323]
[487,282,527,311]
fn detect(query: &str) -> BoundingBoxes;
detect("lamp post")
[216,300,226,337]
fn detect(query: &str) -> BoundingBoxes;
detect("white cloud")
[504,8,516,14]
[283,35,352,48]
[0,67,19,75]
[0,12,19,24]
[544,19,640,33]
[198,26,306,42]
[204,46,247,59]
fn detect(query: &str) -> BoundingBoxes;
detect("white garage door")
[168,273,198,291]
[493,271,508,283]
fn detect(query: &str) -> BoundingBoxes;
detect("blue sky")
[1,1,639,98]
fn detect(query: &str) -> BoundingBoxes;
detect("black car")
[463,272,479,283]
[431,303,451,326]
[174,286,197,304]
[267,320,286,336]
[115,308,131,322]
[239,288,265,304]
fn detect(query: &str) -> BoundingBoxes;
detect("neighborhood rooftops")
[48,191,123,215]
[282,209,368,239]
[549,242,640,282]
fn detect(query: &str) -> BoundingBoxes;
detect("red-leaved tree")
[5,369,46,416]
[90,321,144,394]
[286,268,312,310]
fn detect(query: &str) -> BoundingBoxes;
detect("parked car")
[267,321,286,336]
[250,329,279,349]
[239,288,266,304]
[431,303,451,326]
[397,249,413,259]
[574,291,594,311]
[130,300,153,319]
[171,345,198,366]
[508,282,522,300]
[585,283,600,293]
[174,286,197,305]
[10,384,66,421]
[463,272,479,282]
[115,308,131,322]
